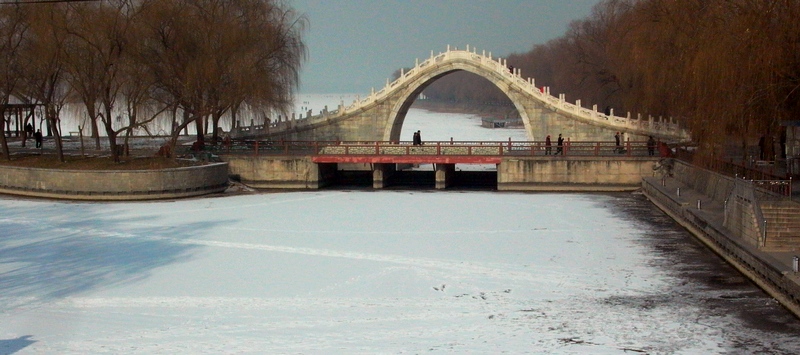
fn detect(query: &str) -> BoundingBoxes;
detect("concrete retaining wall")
[224,155,332,189]
[671,160,761,246]
[643,177,800,318]
[673,160,736,203]
[728,195,762,247]
[498,157,659,191]
[0,162,229,200]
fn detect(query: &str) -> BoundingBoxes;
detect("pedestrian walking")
[24,123,33,145]
[545,135,552,155]
[614,132,621,153]
[34,129,43,148]
[647,136,656,156]
[556,134,564,155]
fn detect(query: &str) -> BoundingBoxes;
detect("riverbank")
[642,161,800,319]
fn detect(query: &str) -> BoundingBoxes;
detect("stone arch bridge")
[230,46,690,143]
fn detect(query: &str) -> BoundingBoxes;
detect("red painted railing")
[211,139,661,158]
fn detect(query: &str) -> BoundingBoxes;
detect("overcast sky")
[289,0,602,94]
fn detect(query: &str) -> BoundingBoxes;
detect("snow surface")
[2,96,800,354]
[3,192,799,354]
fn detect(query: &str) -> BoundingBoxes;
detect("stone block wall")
[224,155,324,189]
[0,162,229,200]
[498,157,658,191]
[728,195,762,247]
[672,160,735,203]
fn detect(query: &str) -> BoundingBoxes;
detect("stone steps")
[765,222,800,231]
[765,217,800,223]
[761,200,800,251]
[763,237,800,252]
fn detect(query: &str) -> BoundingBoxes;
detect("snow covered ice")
[2,97,800,353]
[2,191,800,354]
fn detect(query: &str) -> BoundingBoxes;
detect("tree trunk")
[195,114,204,148]
[103,105,120,162]
[91,112,101,150]
[169,112,197,161]
[20,117,28,148]
[107,128,119,162]
[211,111,222,145]
[46,106,64,162]
[230,104,239,131]
[0,108,10,160]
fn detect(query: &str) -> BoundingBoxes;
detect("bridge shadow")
[0,201,238,308]
[0,335,36,355]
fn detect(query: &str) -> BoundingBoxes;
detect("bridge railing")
[210,140,660,158]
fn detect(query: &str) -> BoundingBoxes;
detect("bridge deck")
[312,155,503,164]
[214,140,664,164]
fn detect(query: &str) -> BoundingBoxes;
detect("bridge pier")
[435,163,455,189]
[372,163,396,189]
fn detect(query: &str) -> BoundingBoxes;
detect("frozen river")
[1,95,800,354]
[2,191,799,354]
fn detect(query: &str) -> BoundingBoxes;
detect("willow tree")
[216,0,307,143]
[16,4,71,162]
[116,9,168,152]
[63,0,141,162]
[135,0,306,155]
[598,0,800,163]
[0,4,29,160]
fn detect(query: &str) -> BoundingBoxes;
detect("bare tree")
[135,0,306,156]
[209,0,307,143]
[426,0,800,166]
[63,0,143,162]
[0,4,29,160]
[16,4,71,162]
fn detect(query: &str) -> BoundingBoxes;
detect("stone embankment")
[643,159,800,318]
[0,162,230,201]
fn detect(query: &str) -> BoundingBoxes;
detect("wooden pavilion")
[1,102,38,139]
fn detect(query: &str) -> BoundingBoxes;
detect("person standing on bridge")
[647,136,656,156]
[614,132,622,153]
[545,135,552,155]
[416,130,422,145]
[556,134,564,155]
[412,131,420,145]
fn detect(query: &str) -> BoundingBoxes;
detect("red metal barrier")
[226,140,655,158]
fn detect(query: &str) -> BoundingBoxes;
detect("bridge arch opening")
[385,67,536,143]
[383,70,525,179]
[401,71,524,142]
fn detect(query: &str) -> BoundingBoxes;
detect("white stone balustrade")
[231,47,691,142]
